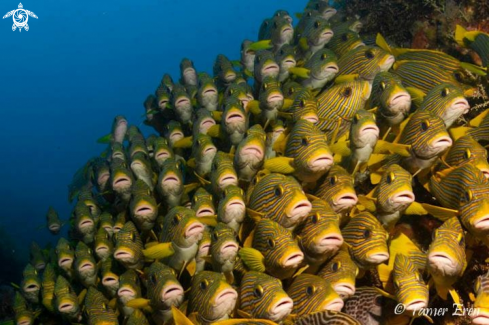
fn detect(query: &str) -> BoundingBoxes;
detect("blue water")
[0,0,305,282]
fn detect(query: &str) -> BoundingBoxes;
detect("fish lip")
[161,284,184,302]
[198,243,211,256]
[227,199,245,209]
[225,112,245,124]
[267,93,284,103]
[320,30,334,42]
[49,224,61,232]
[113,176,131,188]
[269,297,294,321]
[78,219,94,229]
[365,252,389,264]
[282,26,293,34]
[319,234,344,249]
[118,287,136,298]
[262,64,280,75]
[431,136,453,149]
[309,154,334,171]
[471,312,489,325]
[95,244,109,254]
[201,118,216,130]
[102,275,119,286]
[452,99,470,114]
[220,241,239,255]
[58,257,73,268]
[196,207,215,217]
[170,131,184,143]
[324,63,339,74]
[156,150,171,160]
[481,169,489,179]
[381,55,395,71]
[333,193,358,210]
[176,97,190,106]
[324,298,344,312]
[242,144,264,158]
[284,58,296,65]
[17,319,32,325]
[79,262,94,272]
[302,114,319,124]
[333,283,356,298]
[428,252,455,268]
[58,302,75,313]
[219,174,238,188]
[360,124,380,137]
[473,215,489,230]
[391,190,415,204]
[185,222,205,239]
[283,252,304,267]
[203,146,217,155]
[203,87,217,95]
[34,262,46,270]
[135,203,155,216]
[389,92,411,108]
[23,283,40,292]
[289,200,313,220]
[163,174,181,185]
[404,299,428,311]
[214,288,238,306]
[159,99,169,108]
[224,71,237,82]
[114,249,134,261]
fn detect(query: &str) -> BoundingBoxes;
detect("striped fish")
[192,187,216,218]
[295,198,343,266]
[180,58,198,87]
[55,237,74,275]
[196,229,212,273]
[192,108,217,139]
[427,217,467,300]
[241,40,256,77]
[429,163,489,209]
[284,119,334,183]
[239,271,293,322]
[157,158,185,208]
[130,151,154,190]
[370,71,411,130]
[217,185,246,233]
[337,46,394,82]
[126,309,151,325]
[473,271,489,324]
[300,15,333,58]
[456,25,489,67]
[275,44,297,82]
[287,274,344,316]
[41,263,56,313]
[191,133,217,178]
[100,257,120,298]
[53,275,81,322]
[28,242,45,272]
[130,179,158,230]
[267,16,294,51]
[248,173,312,230]
[221,96,248,147]
[210,223,239,279]
[114,221,144,270]
[327,30,365,58]
[397,110,452,173]
[343,287,384,325]
[210,151,238,196]
[224,82,253,113]
[214,54,237,90]
[164,120,184,148]
[94,225,113,261]
[316,80,371,141]
[440,135,489,177]
[110,158,134,202]
[74,241,98,288]
[294,310,362,325]
[171,84,193,125]
[373,164,415,231]
[392,60,463,94]
[317,245,358,299]
[315,165,358,224]
[72,201,95,244]
[84,287,119,325]
[117,269,142,317]
[234,124,266,184]
[188,271,238,324]
[250,76,284,127]
[279,89,319,124]
[342,211,389,269]
[392,254,428,312]
[419,82,469,128]
[254,50,280,84]
[14,291,36,325]
[197,72,219,111]
[295,48,339,90]
[20,263,40,305]
[458,197,489,246]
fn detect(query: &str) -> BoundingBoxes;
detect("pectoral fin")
[142,242,175,260]
[264,157,296,174]
[239,247,266,272]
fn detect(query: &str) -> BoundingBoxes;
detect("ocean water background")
[0,0,305,283]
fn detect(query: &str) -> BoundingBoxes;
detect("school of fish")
[9,1,489,325]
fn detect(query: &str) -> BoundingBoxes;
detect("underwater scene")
[2,0,489,324]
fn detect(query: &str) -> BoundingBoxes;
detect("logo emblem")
[3,3,37,32]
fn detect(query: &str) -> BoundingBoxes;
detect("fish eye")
[253,285,264,298]
[312,212,320,224]
[256,56,262,63]
[300,99,306,108]
[314,20,321,28]
[279,49,284,56]
[464,149,471,160]
[289,87,295,95]
[274,185,285,197]
[200,279,209,290]
[102,303,107,310]
[454,71,463,82]
[329,176,337,186]
[342,87,352,97]
[131,232,137,242]
[393,280,400,290]
[331,261,340,272]
[353,114,360,124]
[273,21,278,29]
[341,33,348,41]
[306,285,316,295]
[386,172,395,184]
[363,229,371,238]
[263,83,269,90]
[267,238,275,248]
[365,50,375,59]
[321,53,328,60]
[374,295,383,306]
[464,189,473,202]
[315,3,320,9]
[458,234,465,246]
[380,81,386,91]
[150,273,157,285]
[301,137,309,146]
[212,232,219,241]
[441,88,450,97]
[172,215,181,226]
[420,120,430,131]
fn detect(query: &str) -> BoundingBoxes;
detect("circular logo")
[13,9,28,27]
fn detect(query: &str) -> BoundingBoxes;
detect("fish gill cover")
[2,0,489,324]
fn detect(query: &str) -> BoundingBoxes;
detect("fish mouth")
[112,151,125,160]
[23,283,40,293]
[431,136,453,150]
[49,224,61,232]
[320,30,334,43]
[242,144,264,158]
[78,219,94,230]
[170,131,184,143]
[114,249,134,261]
[161,284,184,302]
[156,150,171,161]
[196,207,215,217]
[159,99,169,108]
[309,154,334,172]
[333,283,356,298]
[221,242,239,255]
[225,112,245,124]
[281,26,293,35]
[215,288,238,306]
[333,193,358,210]
[322,8,337,19]
[303,114,319,124]
[102,275,119,287]
[473,215,489,230]
[319,233,344,250]
[351,21,363,33]
[58,301,75,313]
[428,252,455,269]
[324,298,344,312]
[404,299,427,311]
[269,297,294,321]
[97,172,110,188]
[360,124,380,137]
[452,99,470,114]
[471,311,489,325]
[381,55,396,71]
[185,222,205,239]
[224,71,237,82]
[262,63,280,75]
[203,145,217,155]
[17,318,32,325]
[58,257,73,268]
[198,243,211,256]
[289,200,313,220]
[118,287,136,298]
[267,93,284,104]
[391,190,415,204]
[79,262,94,272]
[283,252,304,267]
[365,252,389,264]
[389,92,411,110]
[283,58,296,66]
[35,262,46,270]
[324,63,339,74]
[176,97,191,107]
[113,176,131,189]
[95,244,109,255]
[203,87,217,95]
[163,174,181,186]
[219,174,238,188]
[113,225,122,233]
